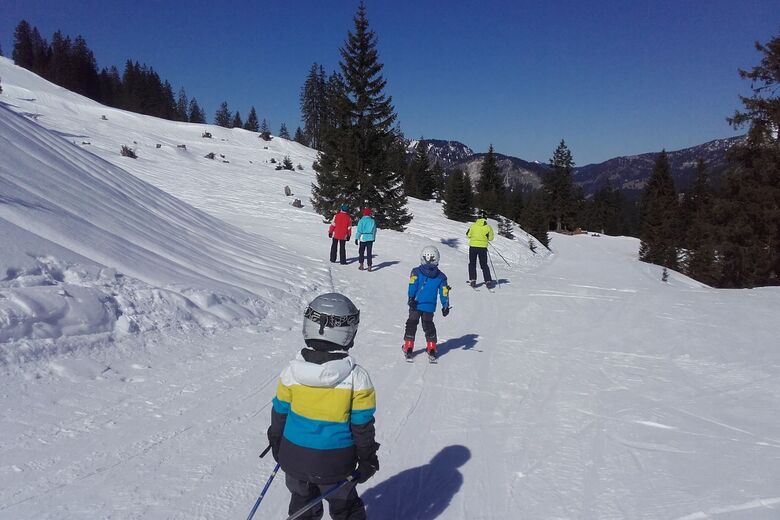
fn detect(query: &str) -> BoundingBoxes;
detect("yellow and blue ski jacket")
[268,352,376,484]
[408,264,450,313]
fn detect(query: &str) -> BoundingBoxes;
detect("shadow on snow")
[362,445,471,520]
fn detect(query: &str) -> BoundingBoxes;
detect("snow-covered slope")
[1,57,780,520]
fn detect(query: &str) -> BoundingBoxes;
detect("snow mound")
[0,104,311,363]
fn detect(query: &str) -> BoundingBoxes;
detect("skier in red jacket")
[329,204,353,264]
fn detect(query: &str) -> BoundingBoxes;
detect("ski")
[403,347,414,362]
[428,353,438,364]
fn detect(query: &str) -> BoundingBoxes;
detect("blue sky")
[1,1,778,164]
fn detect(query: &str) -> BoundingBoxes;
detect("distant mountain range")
[409,136,744,196]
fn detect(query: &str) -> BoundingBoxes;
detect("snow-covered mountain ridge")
[421,137,741,195]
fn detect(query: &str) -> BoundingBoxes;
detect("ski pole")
[488,242,511,267]
[246,462,281,520]
[286,472,359,520]
[486,249,499,289]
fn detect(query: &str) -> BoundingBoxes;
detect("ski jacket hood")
[467,219,494,248]
[289,352,355,387]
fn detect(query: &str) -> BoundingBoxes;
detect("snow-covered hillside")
[2,57,780,519]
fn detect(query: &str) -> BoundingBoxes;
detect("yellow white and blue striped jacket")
[268,351,376,484]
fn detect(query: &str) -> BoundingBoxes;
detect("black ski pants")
[285,474,366,520]
[468,246,492,283]
[358,241,374,266]
[330,238,347,264]
[404,309,437,343]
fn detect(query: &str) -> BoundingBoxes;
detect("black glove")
[408,297,416,310]
[442,306,450,317]
[267,426,281,462]
[355,239,359,245]
[328,232,333,239]
[356,454,379,484]
[346,235,351,241]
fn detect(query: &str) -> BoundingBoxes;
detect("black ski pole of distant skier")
[285,472,359,520]
[486,248,499,289]
[246,446,279,520]
[488,242,511,267]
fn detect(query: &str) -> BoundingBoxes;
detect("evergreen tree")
[260,118,272,140]
[443,168,473,222]
[232,111,243,129]
[0,42,4,56]
[682,160,719,285]
[49,31,73,92]
[639,150,680,269]
[300,63,327,149]
[244,106,259,131]
[720,31,780,287]
[544,139,577,231]
[189,98,206,123]
[175,88,189,121]
[294,126,308,145]
[585,184,625,235]
[476,144,505,217]
[312,2,410,230]
[498,217,514,239]
[507,189,525,225]
[12,21,35,69]
[214,101,232,127]
[71,36,99,99]
[407,140,433,199]
[279,122,290,139]
[521,191,550,248]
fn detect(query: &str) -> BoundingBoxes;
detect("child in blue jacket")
[403,246,451,359]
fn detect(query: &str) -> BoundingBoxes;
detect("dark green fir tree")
[189,98,206,123]
[443,168,473,222]
[214,101,232,127]
[311,2,410,230]
[639,150,679,269]
[476,144,505,218]
[231,111,243,129]
[544,139,577,231]
[244,107,259,132]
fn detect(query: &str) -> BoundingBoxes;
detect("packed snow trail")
[2,56,780,519]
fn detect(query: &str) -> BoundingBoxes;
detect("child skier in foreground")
[268,293,379,520]
[403,246,451,361]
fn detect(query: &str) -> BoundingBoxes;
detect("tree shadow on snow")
[439,238,460,248]
[437,334,481,357]
[362,445,471,520]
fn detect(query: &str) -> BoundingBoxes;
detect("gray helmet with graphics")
[302,292,360,349]
[420,245,440,267]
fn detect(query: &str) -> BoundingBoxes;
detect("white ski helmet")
[420,245,440,267]
[302,293,360,349]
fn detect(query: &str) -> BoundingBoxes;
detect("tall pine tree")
[189,98,205,123]
[683,160,719,285]
[720,31,780,287]
[639,150,680,269]
[214,101,232,127]
[443,168,473,222]
[312,2,410,230]
[244,106,259,132]
[544,139,577,231]
[476,144,505,218]
[231,111,243,129]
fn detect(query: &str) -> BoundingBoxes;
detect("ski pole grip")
[259,445,272,458]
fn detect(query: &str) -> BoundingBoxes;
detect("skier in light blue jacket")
[355,208,377,271]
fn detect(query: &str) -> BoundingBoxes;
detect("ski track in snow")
[1,57,780,519]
